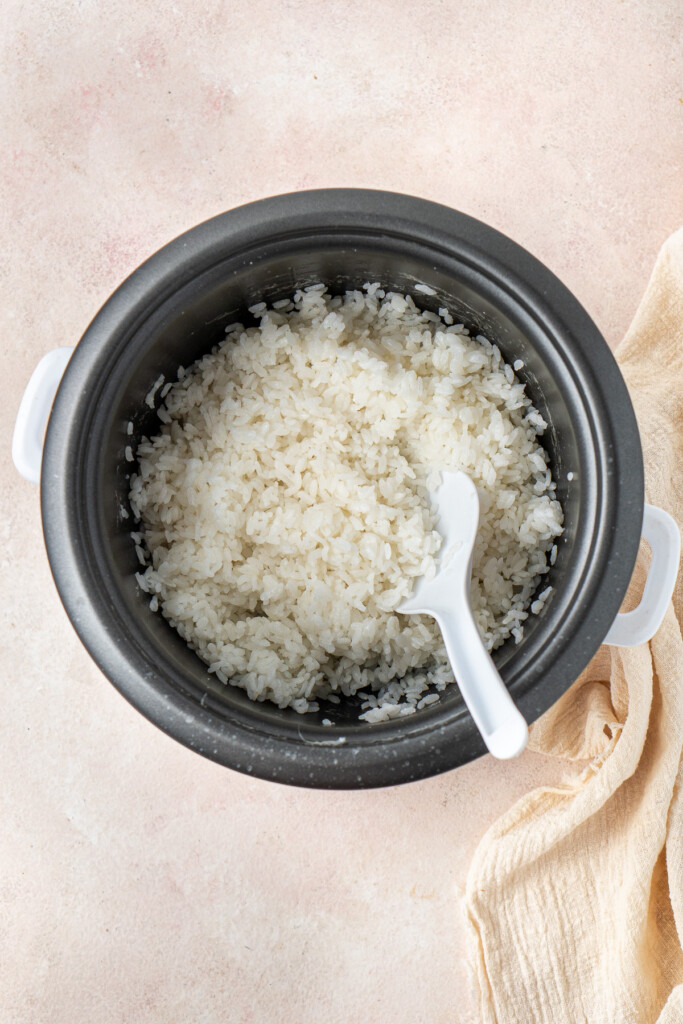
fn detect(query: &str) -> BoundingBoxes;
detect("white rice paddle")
[398,471,529,760]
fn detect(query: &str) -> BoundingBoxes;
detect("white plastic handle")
[435,600,529,760]
[604,504,681,647]
[12,347,74,484]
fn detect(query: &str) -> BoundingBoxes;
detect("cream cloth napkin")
[465,228,683,1024]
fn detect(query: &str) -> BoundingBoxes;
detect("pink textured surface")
[2,1,681,1021]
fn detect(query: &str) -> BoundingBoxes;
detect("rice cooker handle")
[12,347,74,485]
[603,504,680,647]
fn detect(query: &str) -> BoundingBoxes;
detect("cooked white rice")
[129,284,563,720]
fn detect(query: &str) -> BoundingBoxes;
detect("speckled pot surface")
[41,189,643,788]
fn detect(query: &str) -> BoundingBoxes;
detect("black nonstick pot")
[32,189,646,788]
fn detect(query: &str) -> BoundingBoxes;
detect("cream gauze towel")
[465,228,683,1024]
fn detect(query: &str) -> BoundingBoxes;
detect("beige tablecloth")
[465,228,683,1023]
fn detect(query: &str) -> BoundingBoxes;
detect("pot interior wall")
[95,237,591,735]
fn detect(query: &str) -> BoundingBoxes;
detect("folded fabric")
[465,228,683,1024]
